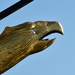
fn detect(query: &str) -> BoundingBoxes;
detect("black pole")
[0,0,34,20]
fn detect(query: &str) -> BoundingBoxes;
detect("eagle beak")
[31,21,64,54]
[46,21,64,35]
[40,21,64,49]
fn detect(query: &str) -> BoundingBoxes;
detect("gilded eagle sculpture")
[0,21,64,74]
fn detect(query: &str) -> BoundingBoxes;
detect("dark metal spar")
[0,0,34,20]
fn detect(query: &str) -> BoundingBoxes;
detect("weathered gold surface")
[0,21,64,74]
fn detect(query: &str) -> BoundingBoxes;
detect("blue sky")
[0,0,75,75]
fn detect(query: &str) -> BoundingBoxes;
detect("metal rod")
[0,0,34,20]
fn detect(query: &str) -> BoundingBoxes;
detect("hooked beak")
[39,21,64,49]
[29,21,64,54]
[46,21,64,35]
